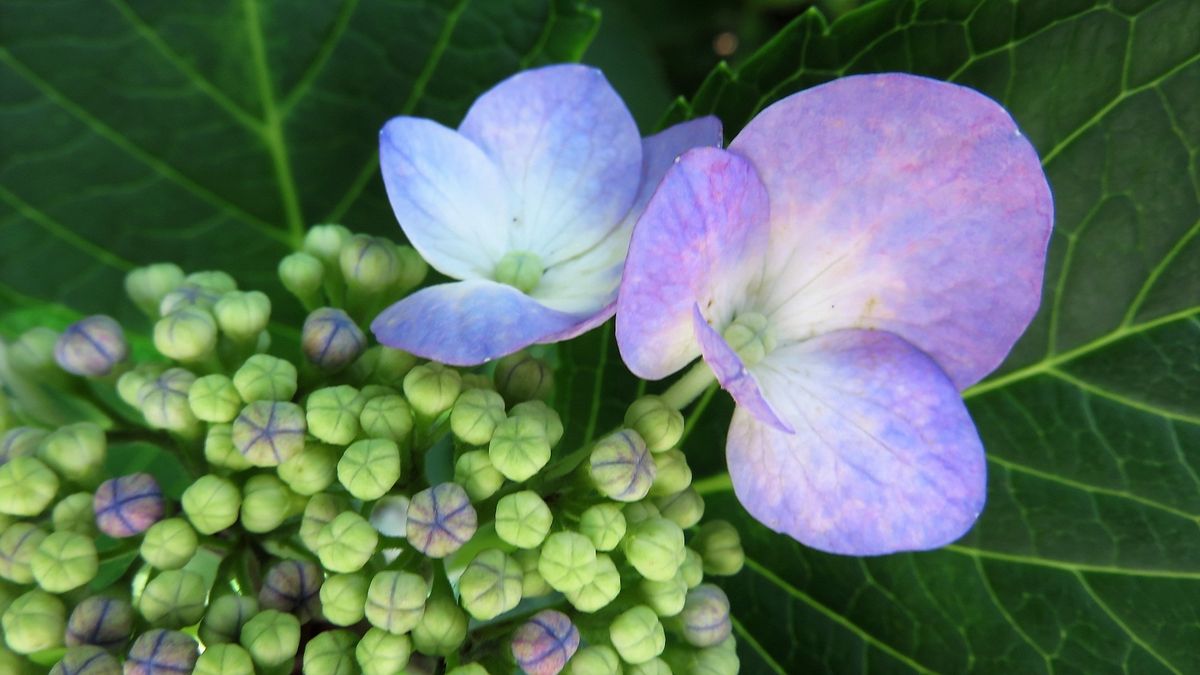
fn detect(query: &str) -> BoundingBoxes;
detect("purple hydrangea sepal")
[615,74,1053,555]
[372,64,721,365]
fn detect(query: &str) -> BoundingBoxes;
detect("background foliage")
[3,0,1199,673]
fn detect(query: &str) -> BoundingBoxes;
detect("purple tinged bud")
[0,522,48,583]
[406,483,477,559]
[588,429,656,502]
[511,609,580,675]
[0,427,47,465]
[55,316,127,377]
[680,585,733,647]
[259,559,323,623]
[303,308,366,372]
[125,629,198,675]
[50,645,121,675]
[137,368,199,432]
[66,596,133,650]
[232,401,307,467]
[93,473,164,538]
[158,283,220,316]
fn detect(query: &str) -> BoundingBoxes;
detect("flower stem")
[659,360,716,411]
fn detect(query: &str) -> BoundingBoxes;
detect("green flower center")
[722,312,775,367]
[494,251,544,293]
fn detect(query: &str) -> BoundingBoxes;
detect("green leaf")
[0,0,599,326]
[106,440,193,499]
[679,0,1200,672]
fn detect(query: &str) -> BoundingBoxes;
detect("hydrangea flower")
[371,64,721,365]
[616,74,1053,555]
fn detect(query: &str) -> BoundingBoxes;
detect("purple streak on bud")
[66,596,133,650]
[302,308,367,372]
[125,629,198,675]
[259,559,324,622]
[93,473,164,538]
[511,609,580,675]
[232,401,307,467]
[55,316,127,377]
[405,483,477,559]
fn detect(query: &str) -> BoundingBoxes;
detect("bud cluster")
[0,224,745,674]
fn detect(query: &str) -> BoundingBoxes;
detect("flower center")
[494,251,544,294]
[722,312,775,367]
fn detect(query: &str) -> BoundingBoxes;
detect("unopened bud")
[406,483,476,558]
[125,263,185,316]
[641,573,688,617]
[188,374,241,423]
[369,495,409,538]
[495,490,552,549]
[232,400,306,467]
[656,487,705,529]
[159,282,221,316]
[94,473,163,537]
[447,664,488,675]
[393,244,428,294]
[339,234,400,293]
[233,354,298,402]
[278,442,339,496]
[52,644,120,675]
[55,316,128,376]
[53,492,97,535]
[454,450,504,501]
[199,594,258,645]
[579,503,626,552]
[511,609,579,675]
[138,518,197,571]
[403,363,462,420]
[649,449,691,496]
[128,629,198,674]
[203,424,249,471]
[359,394,414,442]
[304,224,353,265]
[2,589,65,653]
[589,429,655,502]
[240,474,299,533]
[279,251,325,302]
[679,584,733,647]
[303,308,367,372]
[239,610,301,669]
[494,352,553,403]
[11,327,61,378]
[303,629,357,675]
[627,658,671,675]
[194,643,255,675]
[300,493,346,553]
[318,511,378,573]
[31,531,97,592]
[567,645,621,675]
[1,426,47,465]
[459,549,522,620]
[139,569,206,626]
[411,593,467,657]
[450,388,506,445]
[154,307,218,362]
[338,439,401,500]
[306,385,365,444]
[489,415,550,482]
[623,518,686,582]
[365,570,426,635]
[680,548,704,589]
[349,345,418,388]
[182,474,241,534]
[214,290,271,341]
[0,457,59,517]
[40,422,106,484]
[116,366,159,409]
[356,627,412,675]
[625,396,684,453]
[623,501,660,525]
[537,531,597,593]
[692,521,744,576]
[610,606,666,665]
[0,523,47,583]
[138,368,199,432]
[186,270,238,294]
[321,572,368,626]
[515,548,552,598]
[564,552,620,613]
[66,596,132,650]
[259,559,323,622]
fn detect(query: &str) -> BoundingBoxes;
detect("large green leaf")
[665,0,1200,672]
[0,0,598,326]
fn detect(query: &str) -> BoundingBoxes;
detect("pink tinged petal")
[532,116,724,316]
[371,280,600,366]
[691,305,792,433]
[730,73,1053,389]
[729,330,986,555]
[458,64,642,265]
[616,147,770,380]
[379,117,513,279]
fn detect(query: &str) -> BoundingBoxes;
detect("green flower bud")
[12,327,62,378]
[360,384,397,399]
[393,244,428,293]
[127,629,198,674]
[51,645,121,675]
[1,427,48,464]
[339,234,400,293]
[138,519,197,571]
[459,372,493,391]
[66,595,132,649]
[55,316,129,377]
[138,368,199,432]
[125,263,185,316]
[495,491,552,549]
[189,374,242,423]
[365,570,426,634]
[240,609,300,669]
[320,572,368,626]
[116,366,160,409]
[447,664,489,675]
[305,386,365,445]
[182,474,241,534]
[356,628,411,675]
[139,569,206,626]
[359,394,414,442]
[0,523,47,583]
[494,352,553,403]
[538,531,597,593]
[567,645,622,675]
[680,548,704,589]
[38,422,105,484]
[31,531,97,592]
[154,307,218,362]
[590,430,655,502]
[515,548,553,598]
[687,640,740,675]
[692,521,744,576]
[655,487,705,529]
[204,424,251,471]
[318,511,378,573]
[369,495,409,537]
[338,439,401,500]
[2,589,64,653]
[303,308,367,372]
[259,559,323,622]
[279,251,325,302]
[305,224,352,264]
[233,354,298,403]
[186,270,238,294]
[512,609,579,675]
[610,606,666,665]
[622,502,660,526]
[214,290,271,341]
[199,594,258,645]
[450,388,506,446]
[624,396,684,453]
[300,493,346,553]
[53,492,97,535]
[579,503,627,552]
[403,363,462,420]
[406,483,477,558]
[454,450,504,501]
[277,442,339,496]
[410,594,467,656]
[349,346,418,389]
[194,643,255,675]
[641,573,687,618]
[488,415,550,483]
[649,450,691,497]
[623,518,686,582]
[233,400,307,467]
[679,585,732,647]
[0,457,58,516]
[159,282,220,316]
[564,552,620,613]
[626,658,671,675]
[94,473,164,538]
[240,474,298,533]
[458,549,522,621]
[304,629,357,675]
